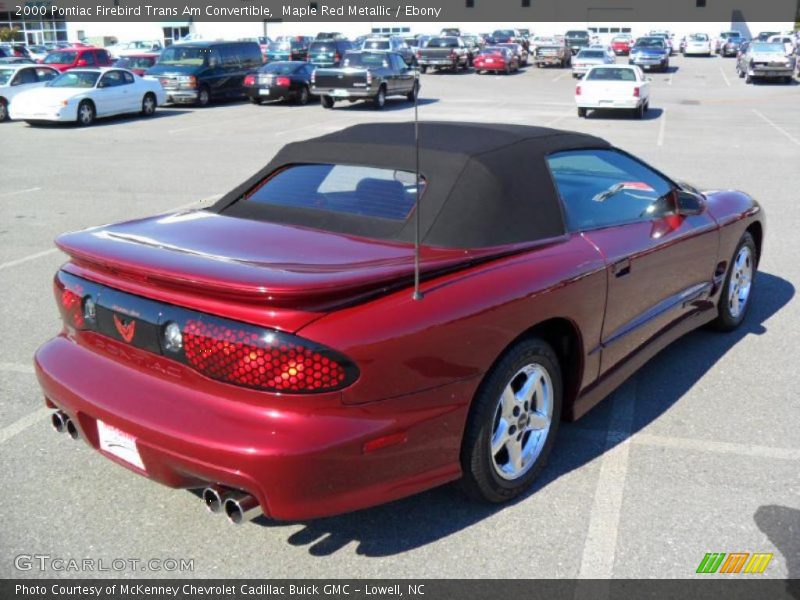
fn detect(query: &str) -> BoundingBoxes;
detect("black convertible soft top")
[212,122,610,248]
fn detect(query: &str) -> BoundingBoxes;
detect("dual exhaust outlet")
[50,411,261,524]
[51,410,79,440]
[203,484,262,525]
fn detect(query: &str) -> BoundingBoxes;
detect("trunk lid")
[55,210,487,309]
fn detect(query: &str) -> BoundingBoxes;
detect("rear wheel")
[196,86,211,107]
[248,97,263,105]
[460,338,562,503]
[296,85,310,105]
[373,85,386,109]
[406,81,419,102]
[577,107,587,118]
[419,65,427,74]
[711,232,757,331]
[320,95,334,109]
[76,100,95,126]
[140,92,156,116]
[745,73,752,84]
[636,102,646,119]
[0,98,7,122]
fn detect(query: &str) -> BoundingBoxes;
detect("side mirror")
[675,189,706,216]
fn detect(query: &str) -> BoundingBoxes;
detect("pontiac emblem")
[113,314,136,343]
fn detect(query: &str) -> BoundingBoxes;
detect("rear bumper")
[535,56,563,64]
[164,90,199,104]
[475,63,509,71]
[419,59,457,66]
[576,98,642,109]
[748,66,794,77]
[34,334,470,520]
[244,86,294,101]
[311,86,374,98]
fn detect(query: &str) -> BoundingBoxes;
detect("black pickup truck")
[311,51,419,109]
[416,36,470,72]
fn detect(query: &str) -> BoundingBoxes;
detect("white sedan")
[684,33,713,56]
[10,67,166,126]
[575,64,651,119]
[0,64,60,122]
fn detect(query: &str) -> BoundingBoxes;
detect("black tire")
[320,95,334,109]
[196,86,211,107]
[577,107,587,118]
[711,232,757,331]
[140,92,157,117]
[419,65,427,74]
[636,102,645,119]
[373,85,386,109]
[504,65,510,75]
[460,337,562,503]
[296,85,310,105]
[745,73,752,84]
[406,81,419,102]
[0,98,8,123]
[76,100,95,126]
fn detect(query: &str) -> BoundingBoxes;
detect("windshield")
[245,164,424,222]
[116,56,155,69]
[44,51,77,64]
[48,71,100,88]
[343,52,389,68]
[689,34,709,41]
[267,42,292,51]
[721,32,741,39]
[586,67,637,81]
[577,50,605,59]
[158,46,208,66]
[635,38,665,49]
[752,42,786,52]
[363,40,390,50]
[426,38,458,48]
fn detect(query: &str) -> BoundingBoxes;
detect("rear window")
[426,38,458,48]
[566,31,590,38]
[586,67,637,81]
[246,164,424,221]
[577,50,605,58]
[363,40,390,50]
[343,52,389,68]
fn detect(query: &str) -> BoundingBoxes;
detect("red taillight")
[633,86,640,97]
[416,50,422,58]
[54,276,85,329]
[182,319,355,393]
[275,76,291,87]
[244,74,255,86]
[451,50,458,59]
[576,85,582,95]
[334,52,341,63]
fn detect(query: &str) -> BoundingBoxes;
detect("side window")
[95,50,110,65]
[546,149,674,231]
[100,70,124,87]
[35,67,58,81]
[219,44,239,67]
[15,68,38,84]
[82,51,96,65]
[208,49,222,68]
[121,71,134,84]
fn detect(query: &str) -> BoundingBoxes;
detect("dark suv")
[144,40,262,106]
[307,40,353,68]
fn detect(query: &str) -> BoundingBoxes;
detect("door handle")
[612,258,631,277]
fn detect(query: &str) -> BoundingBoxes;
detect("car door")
[95,70,126,115]
[117,70,138,113]
[547,148,719,376]
[8,66,39,102]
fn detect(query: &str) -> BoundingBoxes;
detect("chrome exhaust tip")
[65,417,79,440]
[223,492,262,524]
[51,411,69,433]
[202,485,234,514]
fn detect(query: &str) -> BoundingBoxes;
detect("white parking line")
[0,362,35,374]
[0,248,59,271]
[719,67,731,87]
[0,407,50,446]
[657,108,667,146]
[0,187,41,198]
[576,379,636,583]
[633,432,800,461]
[753,109,800,147]
[552,71,569,82]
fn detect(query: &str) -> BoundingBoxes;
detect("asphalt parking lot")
[1,53,798,580]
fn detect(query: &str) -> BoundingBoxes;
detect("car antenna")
[412,63,423,302]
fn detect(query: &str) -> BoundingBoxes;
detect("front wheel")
[141,93,156,116]
[76,100,95,126]
[459,338,562,503]
[711,232,757,331]
[0,98,8,122]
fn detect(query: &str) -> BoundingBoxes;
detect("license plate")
[331,89,349,97]
[485,59,494,63]
[97,420,144,470]
[259,89,270,96]
[599,99,613,104]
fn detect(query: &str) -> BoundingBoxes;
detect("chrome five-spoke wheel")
[491,364,553,480]
[728,245,753,319]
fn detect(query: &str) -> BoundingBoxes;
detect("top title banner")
[7,0,800,22]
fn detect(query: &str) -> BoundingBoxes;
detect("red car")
[611,36,634,55]
[35,123,764,523]
[41,47,113,72]
[112,53,159,76]
[473,46,519,73]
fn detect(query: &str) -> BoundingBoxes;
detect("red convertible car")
[35,123,764,523]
